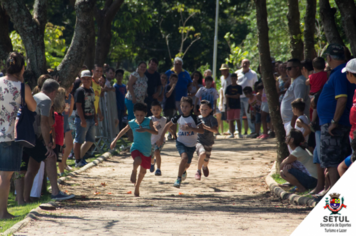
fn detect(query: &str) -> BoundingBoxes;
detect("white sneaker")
[234,131,239,135]
[65,166,73,171]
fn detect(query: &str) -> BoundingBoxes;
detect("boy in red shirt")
[306,57,328,95]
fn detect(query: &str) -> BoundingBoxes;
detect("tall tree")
[303,0,316,60]
[94,0,125,67]
[1,0,47,79]
[287,0,303,60]
[0,6,13,68]
[334,0,356,56]
[57,0,96,89]
[319,0,344,46]
[255,0,289,171]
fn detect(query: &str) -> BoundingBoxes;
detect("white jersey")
[151,116,167,145]
[171,114,202,147]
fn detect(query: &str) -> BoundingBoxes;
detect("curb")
[265,161,317,207]
[2,148,129,236]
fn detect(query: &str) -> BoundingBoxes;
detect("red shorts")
[227,109,241,121]
[131,150,151,169]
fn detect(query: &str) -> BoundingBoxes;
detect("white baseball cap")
[341,58,356,74]
[80,70,92,78]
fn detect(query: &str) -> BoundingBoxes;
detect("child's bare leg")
[197,153,206,170]
[178,153,189,177]
[215,113,222,134]
[229,120,235,135]
[14,171,26,206]
[134,166,146,197]
[310,164,325,194]
[237,119,242,136]
[131,156,142,184]
[261,111,268,135]
[155,150,161,169]
[255,122,261,135]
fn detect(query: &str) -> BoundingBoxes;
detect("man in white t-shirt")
[235,59,258,135]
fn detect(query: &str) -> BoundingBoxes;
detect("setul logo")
[324,193,347,215]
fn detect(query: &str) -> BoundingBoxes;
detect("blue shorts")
[344,155,352,167]
[74,117,96,144]
[176,141,196,164]
[0,141,23,171]
[288,168,317,190]
[255,112,261,124]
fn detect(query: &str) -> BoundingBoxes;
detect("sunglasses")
[286,66,295,71]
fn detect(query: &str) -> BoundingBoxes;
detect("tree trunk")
[335,0,356,56]
[319,0,344,46]
[84,13,96,71]
[304,0,316,60]
[0,6,13,70]
[57,0,96,89]
[255,0,289,172]
[1,0,47,80]
[94,0,124,67]
[287,0,303,60]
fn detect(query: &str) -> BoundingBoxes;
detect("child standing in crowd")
[150,101,167,176]
[110,103,158,197]
[158,97,204,188]
[291,98,310,141]
[113,69,127,131]
[164,74,178,140]
[74,70,97,167]
[53,88,66,175]
[158,73,167,105]
[195,100,218,180]
[194,76,219,115]
[280,129,317,193]
[243,86,261,138]
[225,73,242,138]
[306,57,328,95]
[189,72,202,114]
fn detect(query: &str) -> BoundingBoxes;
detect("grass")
[0,138,131,233]
[272,173,287,185]
[0,193,52,233]
[272,174,313,198]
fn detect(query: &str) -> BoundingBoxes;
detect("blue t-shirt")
[165,69,192,101]
[317,63,356,126]
[344,155,352,167]
[114,83,126,111]
[129,117,152,157]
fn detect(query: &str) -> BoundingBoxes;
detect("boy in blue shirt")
[113,69,127,131]
[110,103,158,197]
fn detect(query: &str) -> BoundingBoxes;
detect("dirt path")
[15,138,311,236]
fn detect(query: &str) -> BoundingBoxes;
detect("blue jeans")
[74,117,96,144]
[313,131,321,164]
[117,109,125,131]
[239,97,255,133]
[0,141,23,171]
[288,168,317,190]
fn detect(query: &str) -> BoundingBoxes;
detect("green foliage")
[10,23,67,69]
[224,32,249,70]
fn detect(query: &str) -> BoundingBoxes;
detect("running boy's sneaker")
[150,159,156,173]
[202,166,209,177]
[155,169,162,176]
[75,159,86,168]
[173,179,181,188]
[182,171,187,181]
[195,171,201,180]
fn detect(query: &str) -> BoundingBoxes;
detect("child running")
[150,100,167,176]
[195,100,218,180]
[158,96,204,188]
[110,103,158,197]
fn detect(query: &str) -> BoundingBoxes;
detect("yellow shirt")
[92,79,101,113]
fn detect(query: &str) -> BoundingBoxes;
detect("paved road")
[16,138,310,236]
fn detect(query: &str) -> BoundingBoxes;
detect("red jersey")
[54,112,64,146]
[309,71,328,94]
[202,79,216,88]
[349,89,356,139]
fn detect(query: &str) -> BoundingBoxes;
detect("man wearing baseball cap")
[317,44,356,188]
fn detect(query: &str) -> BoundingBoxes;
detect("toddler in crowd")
[306,57,328,95]
[110,103,158,197]
[225,73,242,138]
[291,98,310,142]
[150,101,167,176]
[243,86,261,138]
[163,74,178,140]
[158,96,204,188]
[53,87,66,175]
[194,76,218,115]
[195,100,218,180]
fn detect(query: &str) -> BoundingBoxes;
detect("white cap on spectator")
[342,58,356,74]
[80,70,92,78]
[174,57,183,65]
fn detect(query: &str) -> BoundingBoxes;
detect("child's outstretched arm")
[185,123,204,134]
[280,154,297,170]
[136,120,158,135]
[110,124,131,149]
[203,124,218,134]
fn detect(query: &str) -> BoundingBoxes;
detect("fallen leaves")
[127,191,132,194]
[178,192,184,195]
[107,192,112,195]
[94,191,101,195]
[101,182,106,187]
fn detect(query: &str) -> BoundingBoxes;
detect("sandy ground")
[15,138,311,236]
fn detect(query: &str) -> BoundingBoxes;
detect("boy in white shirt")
[291,98,311,142]
[150,101,167,176]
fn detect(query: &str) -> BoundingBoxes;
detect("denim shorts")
[288,168,317,190]
[255,112,261,124]
[74,117,96,144]
[313,130,321,164]
[176,141,196,164]
[0,141,24,171]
